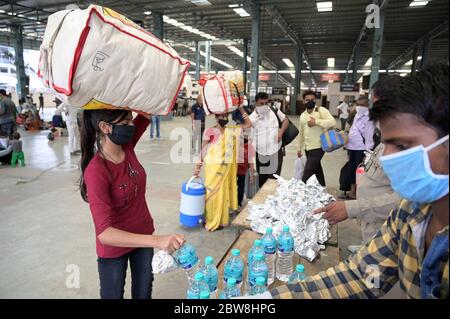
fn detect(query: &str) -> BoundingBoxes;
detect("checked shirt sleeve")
[271,208,402,299]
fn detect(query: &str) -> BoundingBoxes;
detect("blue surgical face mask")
[380,135,449,204]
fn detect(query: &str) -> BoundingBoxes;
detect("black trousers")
[256,149,284,188]
[97,248,154,299]
[302,148,326,187]
[237,174,246,206]
[348,150,365,184]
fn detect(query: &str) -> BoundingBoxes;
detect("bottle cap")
[256,277,266,286]
[195,272,204,281]
[255,253,265,261]
[255,239,262,247]
[205,256,214,265]
[231,249,240,257]
[296,264,305,273]
[283,225,290,232]
[227,277,237,287]
[200,291,210,299]
[266,227,273,234]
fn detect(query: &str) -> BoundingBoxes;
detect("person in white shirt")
[337,98,350,131]
[242,92,289,188]
[58,101,80,156]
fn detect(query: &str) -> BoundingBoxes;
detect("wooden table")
[216,230,340,292]
[231,179,339,247]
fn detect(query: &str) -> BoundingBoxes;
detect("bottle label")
[205,273,218,292]
[224,267,243,284]
[248,270,268,287]
[278,238,294,253]
[178,255,199,270]
[263,245,276,254]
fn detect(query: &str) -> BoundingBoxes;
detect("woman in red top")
[80,109,185,299]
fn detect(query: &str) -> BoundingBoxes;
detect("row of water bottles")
[173,226,306,299]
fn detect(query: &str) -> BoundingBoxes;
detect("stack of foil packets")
[247,175,335,262]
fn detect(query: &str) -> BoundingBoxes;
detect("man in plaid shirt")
[269,64,449,299]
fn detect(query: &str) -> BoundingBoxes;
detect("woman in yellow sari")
[194,106,252,231]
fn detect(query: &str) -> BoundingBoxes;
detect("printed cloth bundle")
[38,5,190,115]
[199,71,245,115]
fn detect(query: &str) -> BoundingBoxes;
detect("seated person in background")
[269,64,449,299]
[0,130,12,165]
[0,130,8,149]
[24,111,41,131]
[52,109,65,128]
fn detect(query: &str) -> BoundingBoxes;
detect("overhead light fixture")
[228,4,240,8]
[327,57,335,67]
[0,10,5,13]
[409,0,430,7]
[190,0,212,6]
[228,46,252,63]
[317,1,333,12]
[400,73,408,77]
[233,8,250,17]
[283,58,295,68]
[163,15,219,40]
[405,59,413,66]
[418,56,423,60]
[144,11,152,15]
[365,57,373,66]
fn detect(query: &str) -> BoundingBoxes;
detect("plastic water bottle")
[261,227,277,285]
[224,249,244,289]
[219,278,241,299]
[251,276,268,296]
[276,225,295,282]
[200,290,210,299]
[187,272,210,299]
[288,264,307,284]
[200,256,218,298]
[247,239,265,267]
[248,253,268,289]
[173,243,199,283]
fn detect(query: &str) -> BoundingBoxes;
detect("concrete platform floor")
[0,109,362,299]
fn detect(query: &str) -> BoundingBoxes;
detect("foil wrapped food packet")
[152,250,179,274]
[247,175,334,262]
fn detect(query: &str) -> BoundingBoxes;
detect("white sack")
[39,5,190,115]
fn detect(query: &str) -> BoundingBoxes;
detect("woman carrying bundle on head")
[193,105,252,232]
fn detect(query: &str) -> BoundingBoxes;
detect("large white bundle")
[38,5,190,115]
[199,71,245,115]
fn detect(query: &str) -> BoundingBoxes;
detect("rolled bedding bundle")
[38,4,190,115]
[199,71,245,115]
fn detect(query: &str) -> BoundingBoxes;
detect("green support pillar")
[204,41,211,73]
[249,4,261,103]
[351,43,360,84]
[411,45,419,77]
[290,46,302,115]
[243,39,248,95]
[153,12,164,41]
[369,10,385,105]
[421,38,431,70]
[195,41,201,81]
[11,25,29,100]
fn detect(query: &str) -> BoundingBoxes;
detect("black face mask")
[108,124,136,145]
[218,119,229,127]
[305,101,316,110]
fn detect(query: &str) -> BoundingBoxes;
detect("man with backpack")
[297,90,336,187]
[246,92,289,188]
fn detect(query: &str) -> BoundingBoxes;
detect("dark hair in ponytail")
[80,109,131,202]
